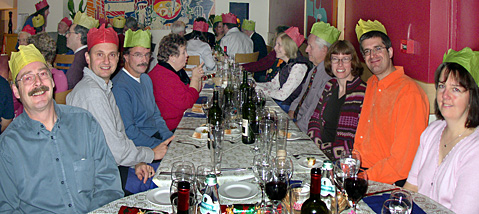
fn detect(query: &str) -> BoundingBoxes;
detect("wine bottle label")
[242,119,249,137]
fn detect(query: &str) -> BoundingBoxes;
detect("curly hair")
[324,40,363,77]
[27,32,56,64]
[157,33,187,62]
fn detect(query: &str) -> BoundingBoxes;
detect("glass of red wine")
[344,169,368,212]
[265,158,291,211]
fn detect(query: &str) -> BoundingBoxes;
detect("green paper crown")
[443,47,479,85]
[242,19,255,31]
[124,29,151,49]
[355,19,387,41]
[310,22,341,45]
[213,15,222,24]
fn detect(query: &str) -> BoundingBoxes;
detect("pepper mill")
[8,11,13,34]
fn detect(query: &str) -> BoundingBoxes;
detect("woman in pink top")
[404,48,479,213]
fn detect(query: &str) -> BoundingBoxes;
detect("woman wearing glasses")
[307,40,366,161]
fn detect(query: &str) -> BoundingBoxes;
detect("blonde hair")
[276,33,298,59]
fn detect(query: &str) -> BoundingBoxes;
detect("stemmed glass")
[170,161,196,213]
[390,190,413,213]
[344,168,368,212]
[252,154,270,207]
[196,164,215,194]
[381,198,409,214]
[340,149,361,175]
[265,157,292,211]
[202,98,212,125]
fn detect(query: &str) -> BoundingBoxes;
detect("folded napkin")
[363,193,426,214]
[196,96,209,104]
[184,112,206,118]
[204,83,215,89]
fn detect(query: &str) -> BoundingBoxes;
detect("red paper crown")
[221,13,237,24]
[35,0,49,11]
[87,24,119,51]
[61,17,72,27]
[285,27,305,47]
[22,25,36,35]
[193,21,209,32]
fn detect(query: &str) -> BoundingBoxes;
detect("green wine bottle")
[223,71,234,108]
[208,90,223,126]
[242,88,256,144]
[240,70,250,104]
[301,168,330,214]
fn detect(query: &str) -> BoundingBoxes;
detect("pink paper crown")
[193,21,209,32]
[87,24,119,51]
[221,13,237,24]
[285,27,305,47]
[61,17,72,27]
[22,25,36,35]
[35,0,49,11]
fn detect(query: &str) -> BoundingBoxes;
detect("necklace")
[443,129,468,148]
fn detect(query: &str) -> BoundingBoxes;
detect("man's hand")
[152,135,175,160]
[191,62,205,81]
[287,110,295,119]
[135,162,154,184]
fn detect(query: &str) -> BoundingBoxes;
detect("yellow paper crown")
[9,44,47,81]
[73,12,99,29]
[213,15,222,23]
[32,14,44,28]
[124,29,151,49]
[355,19,387,41]
[443,47,479,85]
[310,22,341,45]
[112,16,126,29]
[242,20,255,31]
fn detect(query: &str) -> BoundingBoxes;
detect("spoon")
[175,140,202,148]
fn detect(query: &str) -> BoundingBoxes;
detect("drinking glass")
[259,119,274,157]
[265,158,291,211]
[344,169,368,212]
[252,154,270,207]
[251,133,262,153]
[333,160,348,194]
[276,115,289,158]
[339,150,361,175]
[208,124,224,174]
[170,180,197,214]
[272,156,294,181]
[202,98,212,125]
[196,164,215,194]
[381,198,409,214]
[390,190,412,213]
[171,160,195,182]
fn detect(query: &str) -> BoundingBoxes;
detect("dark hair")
[157,33,187,62]
[113,27,123,34]
[434,62,479,128]
[74,24,89,45]
[224,23,237,30]
[27,32,56,64]
[190,30,209,44]
[34,26,43,34]
[275,25,290,34]
[324,40,363,77]
[213,22,222,35]
[125,17,138,31]
[195,17,207,23]
[359,31,392,54]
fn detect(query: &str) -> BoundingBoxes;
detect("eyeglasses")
[17,71,51,85]
[130,52,152,59]
[362,46,387,57]
[331,56,352,64]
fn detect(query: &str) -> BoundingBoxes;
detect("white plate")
[298,157,323,169]
[147,186,171,206]
[218,181,259,200]
[224,123,241,136]
[286,132,302,141]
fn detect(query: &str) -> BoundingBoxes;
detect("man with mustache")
[353,19,429,186]
[0,44,123,213]
[111,29,173,193]
[67,25,174,196]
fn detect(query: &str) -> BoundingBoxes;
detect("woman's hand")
[135,162,155,184]
[191,62,205,81]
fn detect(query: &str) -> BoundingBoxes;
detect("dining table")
[90,80,453,214]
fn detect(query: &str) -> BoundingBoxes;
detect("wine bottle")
[242,88,256,144]
[224,46,228,57]
[240,70,249,104]
[301,168,329,214]
[208,90,223,126]
[199,174,221,214]
[320,161,337,213]
[223,71,234,109]
[177,181,190,214]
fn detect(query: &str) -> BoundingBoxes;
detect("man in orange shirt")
[354,19,429,186]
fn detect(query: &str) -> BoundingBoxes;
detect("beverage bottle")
[223,71,234,109]
[321,161,337,213]
[224,46,228,57]
[177,181,190,214]
[239,70,249,104]
[242,88,256,144]
[199,174,221,214]
[208,89,223,126]
[301,168,329,214]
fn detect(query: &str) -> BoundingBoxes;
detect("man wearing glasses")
[112,29,173,193]
[67,25,174,196]
[0,44,123,213]
[354,19,429,186]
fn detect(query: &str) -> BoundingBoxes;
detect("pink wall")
[344,0,479,83]
[269,0,305,35]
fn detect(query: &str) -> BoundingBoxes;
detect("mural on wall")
[86,0,215,30]
[306,0,327,31]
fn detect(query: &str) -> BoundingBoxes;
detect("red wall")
[344,0,479,83]
[269,0,305,35]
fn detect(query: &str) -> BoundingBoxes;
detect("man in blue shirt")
[0,44,123,213]
[0,76,14,133]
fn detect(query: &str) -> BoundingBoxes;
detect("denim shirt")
[0,103,123,213]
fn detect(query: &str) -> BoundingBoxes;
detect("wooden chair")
[235,52,259,64]
[53,54,75,70]
[185,55,200,71]
[266,45,273,54]
[54,89,73,105]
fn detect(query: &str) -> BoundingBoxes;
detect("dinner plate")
[218,181,259,200]
[191,127,209,140]
[286,132,302,141]
[297,157,323,169]
[147,186,171,206]
[224,123,241,136]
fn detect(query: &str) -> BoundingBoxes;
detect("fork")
[292,153,322,159]
[175,140,202,148]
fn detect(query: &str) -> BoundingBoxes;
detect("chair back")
[185,55,200,71]
[235,52,259,64]
[54,89,73,105]
[266,45,273,54]
[53,54,75,70]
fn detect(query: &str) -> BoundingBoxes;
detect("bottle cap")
[205,174,218,186]
[178,181,190,190]
[311,167,321,176]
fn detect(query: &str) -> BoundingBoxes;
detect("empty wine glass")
[340,149,361,175]
[381,198,409,214]
[344,168,368,212]
[196,164,215,194]
[390,190,413,213]
[171,161,195,182]
[202,98,212,125]
[252,154,270,207]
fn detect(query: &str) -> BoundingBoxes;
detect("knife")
[364,187,401,197]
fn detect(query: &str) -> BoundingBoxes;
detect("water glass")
[209,124,224,174]
[390,190,412,213]
[171,161,195,182]
[381,198,409,214]
[196,164,215,194]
